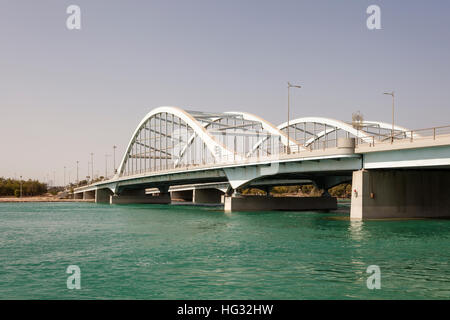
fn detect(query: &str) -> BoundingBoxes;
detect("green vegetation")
[0,177,47,197]
[329,183,352,198]
[241,188,266,195]
[241,183,352,199]
[272,186,298,194]
[77,179,88,187]
[47,186,64,196]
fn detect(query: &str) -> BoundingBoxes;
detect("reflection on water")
[348,219,365,242]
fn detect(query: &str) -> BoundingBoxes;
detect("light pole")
[20,175,23,198]
[113,145,117,174]
[383,91,395,142]
[64,166,66,186]
[87,161,90,182]
[90,153,94,182]
[105,154,111,179]
[287,82,302,154]
[76,161,79,184]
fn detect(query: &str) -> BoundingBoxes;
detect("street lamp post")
[76,161,79,184]
[113,145,117,174]
[64,166,66,186]
[105,154,111,179]
[90,153,94,182]
[20,175,23,198]
[287,82,302,154]
[383,91,395,143]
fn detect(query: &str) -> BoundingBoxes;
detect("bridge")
[74,106,450,219]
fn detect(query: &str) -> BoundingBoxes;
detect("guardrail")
[355,125,450,147]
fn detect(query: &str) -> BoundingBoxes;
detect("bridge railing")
[113,138,349,180]
[355,124,450,148]
[94,125,450,184]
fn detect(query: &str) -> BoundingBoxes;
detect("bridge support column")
[110,189,171,205]
[73,193,83,200]
[224,195,337,212]
[193,188,224,204]
[83,190,95,200]
[171,190,193,202]
[350,169,450,219]
[95,189,112,203]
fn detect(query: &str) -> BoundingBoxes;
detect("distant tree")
[241,188,266,195]
[0,177,47,197]
[78,180,88,187]
[329,183,352,198]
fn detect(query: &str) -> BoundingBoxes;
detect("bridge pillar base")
[110,192,171,205]
[95,189,112,203]
[193,189,224,204]
[224,195,337,212]
[83,191,95,200]
[171,190,193,202]
[73,193,83,200]
[350,169,450,219]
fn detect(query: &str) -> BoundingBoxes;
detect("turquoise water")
[0,202,449,299]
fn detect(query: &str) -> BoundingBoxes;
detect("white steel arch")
[116,106,237,176]
[277,117,373,143]
[277,117,417,147]
[115,108,419,178]
[225,111,301,157]
[302,121,413,146]
[225,111,298,148]
[173,116,224,167]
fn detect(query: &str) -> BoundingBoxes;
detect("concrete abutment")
[350,169,450,219]
[224,195,337,212]
[95,189,113,203]
[193,188,224,204]
[171,190,193,202]
[83,190,95,200]
[73,192,83,200]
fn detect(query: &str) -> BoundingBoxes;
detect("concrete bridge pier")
[350,169,450,219]
[110,188,171,205]
[83,190,95,200]
[73,192,83,200]
[171,190,193,202]
[95,189,113,203]
[224,193,337,212]
[193,188,224,204]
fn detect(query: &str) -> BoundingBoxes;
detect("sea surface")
[0,202,449,299]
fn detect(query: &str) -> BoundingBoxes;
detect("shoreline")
[0,195,351,204]
[0,197,93,203]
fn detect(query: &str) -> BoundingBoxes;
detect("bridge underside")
[75,165,450,219]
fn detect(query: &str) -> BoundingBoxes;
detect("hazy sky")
[1,0,449,184]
